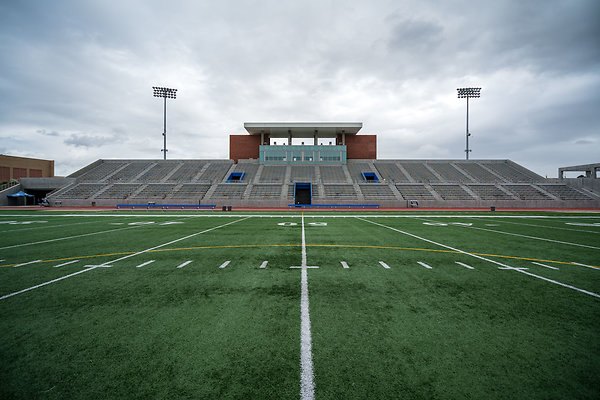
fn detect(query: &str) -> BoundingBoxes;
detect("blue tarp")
[7,190,34,198]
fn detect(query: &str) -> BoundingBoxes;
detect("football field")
[1,210,599,399]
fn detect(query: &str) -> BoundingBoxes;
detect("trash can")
[222,205,227,211]
[227,206,232,211]
[490,206,495,212]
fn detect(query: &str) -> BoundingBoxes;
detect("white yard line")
[340,261,350,269]
[417,261,432,269]
[455,262,474,270]
[259,261,268,269]
[13,259,42,268]
[378,261,390,269]
[531,262,559,270]
[0,225,144,250]
[136,260,155,268]
[0,220,106,234]
[218,260,231,269]
[464,225,600,250]
[177,261,192,269]
[53,260,80,268]
[571,262,598,270]
[481,218,600,235]
[0,217,250,301]
[295,214,315,400]
[357,217,600,299]
[0,268,100,301]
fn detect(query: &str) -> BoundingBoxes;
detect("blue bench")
[288,204,379,209]
[116,204,216,210]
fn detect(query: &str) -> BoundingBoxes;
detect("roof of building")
[244,122,362,138]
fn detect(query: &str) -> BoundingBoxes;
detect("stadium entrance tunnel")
[294,182,312,205]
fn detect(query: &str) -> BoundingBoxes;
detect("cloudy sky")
[1,0,598,177]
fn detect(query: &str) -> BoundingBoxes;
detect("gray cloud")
[0,0,598,178]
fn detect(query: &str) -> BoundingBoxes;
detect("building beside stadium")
[2,122,600,208]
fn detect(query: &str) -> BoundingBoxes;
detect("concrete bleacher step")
[161,163,184,182]
[192,163,211,182]
[99,162,130,183]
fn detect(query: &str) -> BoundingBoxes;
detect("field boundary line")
[0,217,250,301]
[357,217,600,299]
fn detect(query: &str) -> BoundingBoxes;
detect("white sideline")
[177,261,192,269]
[379,261,390,269]
[531,262,559,270]
[219,260,231,269]
[357,217,600,299]
[0,217,250,301]
[53,260,80,268]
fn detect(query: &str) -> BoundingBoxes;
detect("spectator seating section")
[359,185,396,199]
[166,162,206,183]
[395,184,435,200]
[536,184,594,200]
[373,162,410,183]
[399,163,439,183]
[210,184,246,199]
[249,185,283,198]
[196,162,233,183]
[502,184,552,200]
[132,184,177,199]
[95,184,140,199]
[290,166,316,183]
[320,165,348,183]
[54,183,105,199]
[259,166,286,183]
[466,184,514,200]
[430,184,475,200]
[428,163,472,182]
[170,184,211,198]
[323,185,358,199]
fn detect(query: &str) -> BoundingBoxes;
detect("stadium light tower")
[152,86,177,160]
[457,87,481,160]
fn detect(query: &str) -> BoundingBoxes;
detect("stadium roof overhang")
[244,122,362,138]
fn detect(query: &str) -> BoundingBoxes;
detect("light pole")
[457,87,481,160]
[152,86,177,160]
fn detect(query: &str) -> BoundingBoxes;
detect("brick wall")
[345,135,377,159]
[229,135,261,163]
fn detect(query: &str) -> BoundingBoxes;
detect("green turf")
[1,210,599,399]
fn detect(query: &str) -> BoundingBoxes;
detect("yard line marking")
[53,260,80,268]
[219,260,231,269]
[297,214,316,400]
[177,260,192,269]
[0,225,144,250]
[531,262,559,270]
[0,217,251,301]
[340,261,350,269]
[13,259,42,268]
[136,260,155,268]
[571,262,597,270]
[259,261,268,269]
[0,220,107,234]
[357,217,600,299]
[483,218,600,235]
[0,268,101,301]
[418,261,432,269]
[455,262,474,270]
[379,261,390,269]
[464,226,600,250]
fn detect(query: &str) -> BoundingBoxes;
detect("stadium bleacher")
[46,159,599,208]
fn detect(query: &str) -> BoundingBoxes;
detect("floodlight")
[457,87,482,160]
[152,86,177,159]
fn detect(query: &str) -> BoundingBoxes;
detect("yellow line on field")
[0,244,597,269]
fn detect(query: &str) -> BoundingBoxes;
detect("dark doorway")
[295,182,312,205]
